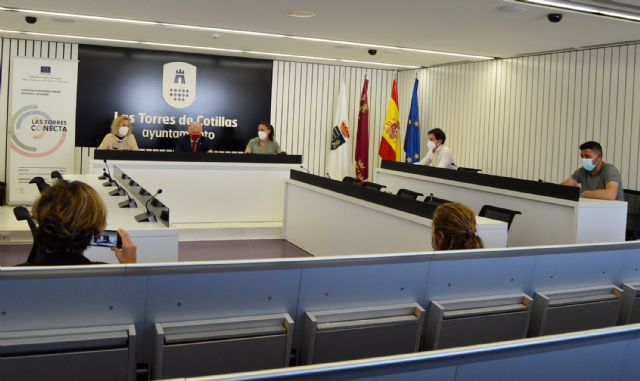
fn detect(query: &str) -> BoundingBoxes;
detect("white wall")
[0,38,78,182]
[398,44,640,190]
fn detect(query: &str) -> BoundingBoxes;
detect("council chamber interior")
[0,1,640,380]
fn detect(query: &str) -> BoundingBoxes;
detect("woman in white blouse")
[416,128,455,169]
[98,115,139,150]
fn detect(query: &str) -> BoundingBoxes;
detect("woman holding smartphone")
[18,180,137,266]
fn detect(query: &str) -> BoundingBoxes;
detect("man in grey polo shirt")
[561,141,624,201]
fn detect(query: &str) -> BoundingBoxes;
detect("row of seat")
[2,281,638,380]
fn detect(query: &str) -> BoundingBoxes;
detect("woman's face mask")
[427,140,436,152]
[118,126,129,137]
[258,130,269,140]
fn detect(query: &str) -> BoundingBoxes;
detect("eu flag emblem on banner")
[404,79,420,163]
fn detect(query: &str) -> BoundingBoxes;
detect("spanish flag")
[379,79,401,161]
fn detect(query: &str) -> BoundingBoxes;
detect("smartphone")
[89,230,122,248]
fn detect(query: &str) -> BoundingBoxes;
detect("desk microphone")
[298,165,310,173]
[98,168,108,180]
[135,189,162,222]
[108,181,127,197]
[117,186,138,208]
[102,159,117,187]
[51,170,63,180]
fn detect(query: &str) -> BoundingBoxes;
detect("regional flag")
[404,79,420,163]
[355,76,369,181]
[379,79,401,161]
[326,80,352,180]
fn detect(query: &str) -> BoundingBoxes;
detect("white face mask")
[118,126,129,137]
[427,140,436,151]
[258,131,268,140]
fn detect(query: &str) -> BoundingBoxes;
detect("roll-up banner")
[7,57,78,205]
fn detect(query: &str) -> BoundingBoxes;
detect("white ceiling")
[1,0,640,68]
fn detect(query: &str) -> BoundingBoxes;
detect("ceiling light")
[507,0,640,22]
[287,11,316,18]
[0,6,158,25]
[339,59,420,69]
[0,29,420,68]
[496,4,528,13]
[140,41,242,53]
[245,51,336,61]
[0,5,493,60]
[51,18,75,23]
[290,36,492,60]
[157,22,286,38]
[0,29,139,44]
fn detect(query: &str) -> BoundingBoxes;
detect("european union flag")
[404,79,420,163]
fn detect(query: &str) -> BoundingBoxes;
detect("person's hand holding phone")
[111,228,137,264]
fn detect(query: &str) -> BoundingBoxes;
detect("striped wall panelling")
[398,44,640,190]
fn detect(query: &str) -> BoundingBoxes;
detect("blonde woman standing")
[98,115,139,150]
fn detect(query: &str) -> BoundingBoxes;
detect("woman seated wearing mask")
[431,202,484,251]
[19,180,137,266]
[245,122,283,154]
[98,115,139,150]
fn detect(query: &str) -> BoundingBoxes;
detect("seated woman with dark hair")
[245,122,283,154]
[19,180,137,266]
[431,202,484,251]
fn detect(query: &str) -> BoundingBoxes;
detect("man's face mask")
[190,132,202,142]
[582,156,597,171]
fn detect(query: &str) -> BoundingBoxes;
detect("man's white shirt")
[416,145,456,169]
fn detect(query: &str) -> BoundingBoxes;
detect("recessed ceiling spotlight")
[496,4,528,12]
[287,10,315,18]
[212,33,220,39]
[51,17,75,22]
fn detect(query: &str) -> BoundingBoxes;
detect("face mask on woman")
[258,131,269,141]
[118,126,129,137]
[427,140,436,152]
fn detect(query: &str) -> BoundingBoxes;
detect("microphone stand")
[135,189,162,222]
[102,159,117,187]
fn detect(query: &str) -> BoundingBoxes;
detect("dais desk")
[93,151,303,225]
[284,171,507,257]
[375,161,627,247]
